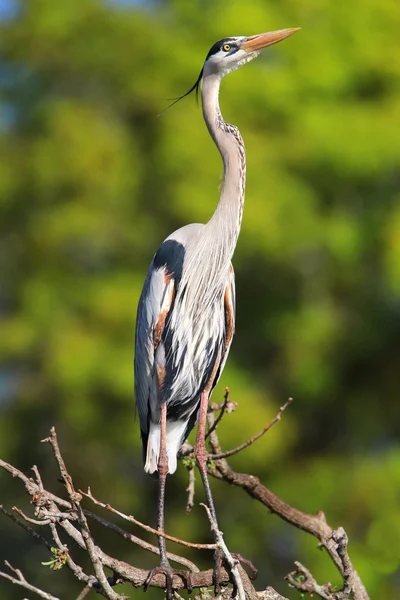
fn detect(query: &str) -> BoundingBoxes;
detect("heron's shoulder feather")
[134,234,190,435]
[165,223,204,246]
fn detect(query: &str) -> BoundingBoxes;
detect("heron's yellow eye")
[223,43,231,52]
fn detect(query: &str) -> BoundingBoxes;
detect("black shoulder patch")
[153,239,185,284]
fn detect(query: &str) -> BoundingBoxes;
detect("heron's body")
[135,221,236,473]
[133,27,299,596]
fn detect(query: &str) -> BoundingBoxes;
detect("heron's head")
[162,28,299,113]
[203,29,300,79]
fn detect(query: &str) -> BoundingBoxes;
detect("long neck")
[173,73,246,317]
[201,73,246,254]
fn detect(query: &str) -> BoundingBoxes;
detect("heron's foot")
[144,562,192,599]
[212,549,223,595]
[212,550,258,597]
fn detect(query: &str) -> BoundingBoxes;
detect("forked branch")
[0,394,369,600]
[0,560,60,600]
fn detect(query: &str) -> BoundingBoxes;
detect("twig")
[75,583,93,600]
[0,432,290,598]
[0,561,60,600]
[3,453,196,573]
[0,458,71,508]
[201,503,246,600]
[41,429,80,501]
[12,506,52,526]
[48,521,100,591]
[81,488,217,550]
[3,491,196,577]
[178,441,194,459]
[1,414,368,600]
[285,561,333,599]
[0,505,53,550]
[56,507,229,591]
[260,588,289,600]
[43,428,127,600]
[185,465,196,513]
[205,408,369,600]
[333,528,356,597]
[32,465,44,490]
[205,387,231,439]
[209,398,293,460]
[84,509,199,572]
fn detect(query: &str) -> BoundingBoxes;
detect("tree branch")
[205,387,235,439]
[0,444,263,596]
[0,391,369,600]
[84,508,199,572]
[185,464,196,513]
[209,398,292,460]
[0,561,60,600]
[81,487,217,550]
[201,503,246,600]
[42,428,126,600]
[206,407,369,600]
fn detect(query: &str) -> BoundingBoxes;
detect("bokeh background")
[1,0,400,598]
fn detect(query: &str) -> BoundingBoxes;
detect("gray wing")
[134,225,203,441]
[134,258,176,440]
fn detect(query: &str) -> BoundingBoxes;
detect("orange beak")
[241,28,300,53]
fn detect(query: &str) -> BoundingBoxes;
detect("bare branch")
[333,527,360,598]
[13,506,52,526]
[42,427,126,600]
[4,458,196,572]
[48,522,98,590]
[81,488,217,550]
[185,465,196,513]
[0,428,292,599]
[209,398,293,460]
[259,588,289,600]
[201,503,246,600]
[0,505,53,550]
[84,508,199,572]
[178,441,194,459]
[0,458,71,508]
[205,387,233,439]
[286,560,339,599]
[0,561,60,600]
[32,465,44,490]
[1,403,369,600]
[206,405,369,600]
[75,583,93,600]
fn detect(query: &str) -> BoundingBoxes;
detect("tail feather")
[144,419,188,475]
[144,425,160,474]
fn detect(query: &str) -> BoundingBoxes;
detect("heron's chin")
[222,51,260,77]
[236,50,261,67]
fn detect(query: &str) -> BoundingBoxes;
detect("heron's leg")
[194,391,223,591]
[156,402,169,566]
[144,402,173,595]
[144,403,192,598]
[194,391,218,523]
[194,392,257,594]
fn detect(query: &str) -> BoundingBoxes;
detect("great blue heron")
[134,28,299,595]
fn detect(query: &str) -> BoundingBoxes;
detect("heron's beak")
[241,28,300,53]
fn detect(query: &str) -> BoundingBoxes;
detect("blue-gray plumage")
[133,27,300,597]
[135,224,235,474]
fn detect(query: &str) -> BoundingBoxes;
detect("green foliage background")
[1,0,399,598]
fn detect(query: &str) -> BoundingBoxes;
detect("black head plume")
[158,67,203,117]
